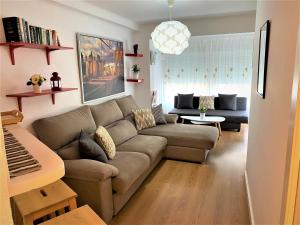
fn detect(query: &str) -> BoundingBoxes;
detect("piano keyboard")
[3,127,42,178]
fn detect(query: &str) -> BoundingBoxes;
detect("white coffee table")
[181,116,226,136]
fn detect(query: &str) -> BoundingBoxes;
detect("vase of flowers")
[199,106,207,119]
[131,64,140,79]
[27,74,47,93]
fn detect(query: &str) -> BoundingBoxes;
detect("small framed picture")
[257,20,270,99]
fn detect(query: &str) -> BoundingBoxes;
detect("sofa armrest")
[164,114,178,124]
[64,159,119,181]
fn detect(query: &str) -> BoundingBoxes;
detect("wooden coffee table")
[181,116,226,136]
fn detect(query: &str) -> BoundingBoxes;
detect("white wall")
[0,0,136,129]
[133,12,256,107]
[246,1,300,224]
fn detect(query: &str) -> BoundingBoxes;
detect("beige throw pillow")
[95,126,116,159]
[132,108,156,130]
[199,96,215,110]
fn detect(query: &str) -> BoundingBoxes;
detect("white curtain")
[151,33,254,112]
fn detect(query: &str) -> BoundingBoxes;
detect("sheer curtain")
[150,33,254,112]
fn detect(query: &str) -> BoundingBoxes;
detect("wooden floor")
[110,125,250,225]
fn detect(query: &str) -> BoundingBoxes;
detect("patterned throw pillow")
[199,96,215,110]
[95,126,116,159]
[132,108,156,130]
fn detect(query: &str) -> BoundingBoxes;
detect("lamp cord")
[169,7,172,20]
[168,0,174,21]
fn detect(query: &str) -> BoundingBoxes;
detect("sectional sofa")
[32,95,219,223]
[169,96,248,131]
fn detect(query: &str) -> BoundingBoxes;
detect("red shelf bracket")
[51,94,55,104]
[9,45,23,65]
[46,48,59,65]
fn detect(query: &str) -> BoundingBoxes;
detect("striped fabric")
[3,128,42,178]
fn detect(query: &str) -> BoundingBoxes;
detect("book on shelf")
[2,16,60,46]
[2,17,23,42]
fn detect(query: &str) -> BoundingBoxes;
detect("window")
[150,33,254,111]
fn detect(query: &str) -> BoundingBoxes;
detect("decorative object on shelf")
[151,0,191,55]
[6,88,77,112]
[257,20,270,99]
[27,74,46,93]
[199,106,207,119]
[133,44,138,55]
[50,72,62,91]
[131,64,140,79]
[2,16,60,45]
[77,33,124,103]
[1,110,23,125]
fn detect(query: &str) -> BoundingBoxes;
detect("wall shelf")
[126,78,144,83]
[6,88,77,111]
[0,42,73,65]
[125,53,143,57]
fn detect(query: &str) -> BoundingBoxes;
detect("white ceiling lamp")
[151,0,191,55]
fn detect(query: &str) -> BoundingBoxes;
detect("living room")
[0,1,300,225]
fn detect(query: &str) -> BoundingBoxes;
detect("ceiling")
[87,0,257,24]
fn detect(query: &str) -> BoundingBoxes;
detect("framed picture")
[257,20,270,98]
[76,33,125,103]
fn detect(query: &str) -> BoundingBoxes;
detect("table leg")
[182,119,184,124]
[23,214,34,225]
[68,198,77,210]
[217,123,222,136]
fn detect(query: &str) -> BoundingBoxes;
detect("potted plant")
[131,64,140,79]
[27,74,47,93]
[199,106,207,119]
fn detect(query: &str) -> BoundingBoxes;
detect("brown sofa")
[32,95,218,223]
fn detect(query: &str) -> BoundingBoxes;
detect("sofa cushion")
[33,106,96,150]
[91,100,123,127]
[218,94,237,111]
[56,140,81,160]
[95,126,116,159]
[177,94,194,109]
[152,104,167,125]
[132,108,156,130]
[206,110,248,123]
[168,109,248,123]
[139,124,218,150]
[107,120,137,146]
[117,135,167,163]
[116,95,139,117]
[108,152,150,194]
[79,131,108,163]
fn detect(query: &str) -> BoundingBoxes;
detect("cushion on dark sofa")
[218,94,237,111]
[177,94,194,109]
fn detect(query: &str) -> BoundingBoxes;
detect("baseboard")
[245,171,255,225]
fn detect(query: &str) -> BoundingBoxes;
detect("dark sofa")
[169,96,248,131]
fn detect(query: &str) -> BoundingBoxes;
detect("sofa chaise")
[32,95,218,223]
[169,96,248,131]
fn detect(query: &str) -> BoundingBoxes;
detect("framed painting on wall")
[76,33,125,103]
[257,20,270,99]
